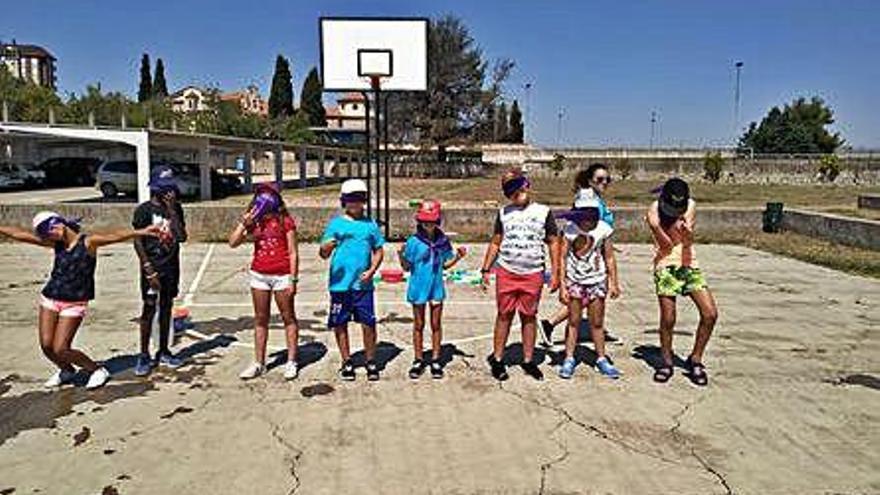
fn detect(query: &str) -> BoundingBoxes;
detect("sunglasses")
[593,176,613,185]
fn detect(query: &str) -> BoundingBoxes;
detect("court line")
[188,300,496,308]
[182,244,215,307]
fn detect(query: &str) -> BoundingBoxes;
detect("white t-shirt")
[563,220,613,286]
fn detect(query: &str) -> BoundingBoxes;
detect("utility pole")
[556,107,564,147]
[523,82,532,143]
[650,110,657,149]
[734,61,744,143]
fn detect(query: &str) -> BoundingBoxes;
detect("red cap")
[415,200,442,223]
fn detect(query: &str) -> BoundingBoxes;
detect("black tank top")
[41,235,96,302]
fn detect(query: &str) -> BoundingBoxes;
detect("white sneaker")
[283,360,299,380]
[44,369,76,388]
[239,362,265,380]
[85,367,111,389]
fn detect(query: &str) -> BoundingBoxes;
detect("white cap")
[340,179,368,195]
[573,188,600,209]
[32,210,61,233]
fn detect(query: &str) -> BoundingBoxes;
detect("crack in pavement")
[668,394,733,495]
[538,417,571,495]
[269,421,304,495]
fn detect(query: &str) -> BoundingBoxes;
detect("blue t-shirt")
[321,215,386,292]
[598,197,615,227]
[402,235,454,304]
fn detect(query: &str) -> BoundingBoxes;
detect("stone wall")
[781,209,880,250]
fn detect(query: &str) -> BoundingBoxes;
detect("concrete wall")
[781,208,880,251]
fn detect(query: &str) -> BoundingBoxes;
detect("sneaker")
[539,319,555,347]
[558,357,576,379]
[521,361,544,381]
[487,355,508,381]
[430,361,444,379]
[282,360,299,380]
[605,329,624,346]
[366,360,380,381]
[86,367,111,389]
[408,359,426,380]
[156,351,184,369]
[338,360,356,381]
[44,368,76,388]
[239,362,265,380]
[134,353,153,377]
[596,357,621,379]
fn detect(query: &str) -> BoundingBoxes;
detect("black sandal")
[653,365,674,383]
[684,357,708,386]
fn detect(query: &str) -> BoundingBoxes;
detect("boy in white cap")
[319,179,385,381]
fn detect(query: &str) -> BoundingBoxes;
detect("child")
[228,182,300,380]
[646,178,719,386]
[556,190,621,379]
[480,169,560,381]
[0,212,159,389]
[132,165,188,377]
[397,200,466,379]
[319,179,385,381]
[540,163,620,346]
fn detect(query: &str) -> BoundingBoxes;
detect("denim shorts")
[328,290,376,328]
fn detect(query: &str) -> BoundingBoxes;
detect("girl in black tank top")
[0,213,160,390]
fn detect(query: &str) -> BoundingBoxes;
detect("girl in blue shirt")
[398,200,465,379]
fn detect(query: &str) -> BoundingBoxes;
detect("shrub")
[616,158,632,180]
[703,152,724,183]
[548,153,566,176]
[817,154,841,183]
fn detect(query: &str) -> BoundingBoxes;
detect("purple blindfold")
[340,191,368,205]
[252,192,281,221]
[35,216,81,238]
[555,207,599,224]
[502,176,530,198]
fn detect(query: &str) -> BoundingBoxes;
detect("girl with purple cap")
[229,182,301,380]
[0,212,160,389]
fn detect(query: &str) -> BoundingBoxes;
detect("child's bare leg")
[587,297,607,359]
[430,303,443,361]
[52,316,98,372]
[38,308,71,371]
[658,296,677,366]
[251,288,271,364]
[139,298,157,355]
[688,289,718,363]
[549,305,569,327]
[362,323,377,362]
[412,304,426,361]
[564,299,583,360]
[521,314,538,362]
[334,325,351,362]
[492,311,514,361]
[274,289,299,363]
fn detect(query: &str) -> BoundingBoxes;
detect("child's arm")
[86,226,161,255]
[287,227,299,294]
[573,234,595,258]
[397,244,412,272]
[479,233,502,289]
[360,247,384,282]
[603,239,621,299]
[0,225,52,247]
[558,237,571,304]
[228,207,256,248]
[318,223,337,260]
[546,234,561,292]
[646,202,674,252]
[443,246,467,270]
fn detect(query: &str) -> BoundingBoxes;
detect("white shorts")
[249,271,292,292]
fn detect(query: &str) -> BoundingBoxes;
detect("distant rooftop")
[0,42,55,60]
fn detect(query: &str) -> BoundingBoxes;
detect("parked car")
[96,160,200,198]
[0,162,44,188]
[0,164,26,190]
[38,157,101,187]
[173,163,244,199]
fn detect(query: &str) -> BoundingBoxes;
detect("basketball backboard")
[320,17,428,92]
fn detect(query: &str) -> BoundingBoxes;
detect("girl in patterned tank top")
[0,212,159,390]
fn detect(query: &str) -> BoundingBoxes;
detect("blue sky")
[3,0,878,147]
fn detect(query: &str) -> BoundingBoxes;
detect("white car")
[97,161,200,198]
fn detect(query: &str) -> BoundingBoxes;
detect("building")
[220,86,268,116]
[170,86,211,113]
[325,92,368,130]
[0,41,56,89]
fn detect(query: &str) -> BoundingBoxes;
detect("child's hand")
[359,270,375,283]
[559,286,570,304]
[456,246,467,259]
[139,225,162,237]
[608,283,621,299]
[480,270,491,292]
[240,207,257,228]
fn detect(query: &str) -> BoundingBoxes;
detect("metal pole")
[371,78,382,225]
[556,107,564,147]
[650,111,657,149]
[523,82,532,143]
[383,93,390,240]
[734,61,744,143]
[362,91,371,218]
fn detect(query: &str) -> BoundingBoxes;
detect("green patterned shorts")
[654,266,708,297]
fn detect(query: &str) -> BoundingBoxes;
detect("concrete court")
[0,241,877,495]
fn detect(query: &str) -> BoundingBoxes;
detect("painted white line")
[189,300,496,308]
[182,244,215,307]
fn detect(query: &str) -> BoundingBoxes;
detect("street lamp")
[523,82,532,143]
[650,110,657,149]
[734,61,744,143]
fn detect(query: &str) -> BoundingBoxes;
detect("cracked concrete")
[0,243,877,494]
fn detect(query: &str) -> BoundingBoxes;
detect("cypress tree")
[153,58,168,98]
[268,55,294,118]
[137,53,152,102]
[300,67,326,126]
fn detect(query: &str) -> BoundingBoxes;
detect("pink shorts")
[40,296,88,318]
[566,280,607,302]
[495,267,544,316]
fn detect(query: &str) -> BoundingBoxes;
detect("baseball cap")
[415,200,442,223]
[658,178,690,218]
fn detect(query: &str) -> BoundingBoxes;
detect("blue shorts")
[328,290,376,328]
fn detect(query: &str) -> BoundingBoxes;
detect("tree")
[739,96,844,154]
[268,55,294,119]
[153,58,168,98]
[388,15,514,146]
[300,67,326,127]
[496,102,509,143]
[0,69,63,122]
[138,53,152,103]
[507,99,524,143]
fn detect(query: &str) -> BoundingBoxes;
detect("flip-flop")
[684,357,708,386]
[653,365,674,383]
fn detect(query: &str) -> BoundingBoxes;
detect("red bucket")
[380,268,405,283]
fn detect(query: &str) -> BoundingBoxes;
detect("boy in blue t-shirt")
[397,200,465,380]
[319,179,385,381]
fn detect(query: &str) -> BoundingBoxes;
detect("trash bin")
[763,202,784,233]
